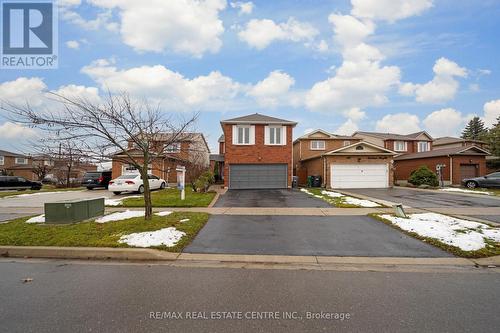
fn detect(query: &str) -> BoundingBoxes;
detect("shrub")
[408,166,439,187]
[193,171,215,192]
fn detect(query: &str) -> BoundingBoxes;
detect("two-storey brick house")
[218,113,297,189]
[353,131,434,154]
[111,133,210,183]
[293,130,397,188]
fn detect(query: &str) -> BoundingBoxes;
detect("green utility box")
[44,198,105,224]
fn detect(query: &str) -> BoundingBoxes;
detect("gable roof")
[354,130,433,141]
[0,149,27,157]
[295,129,357,141]
[395,145,490,160]
[433,136,486,146]
[220,113,297,125]
[324,141,397,156]
[218,134,225,143]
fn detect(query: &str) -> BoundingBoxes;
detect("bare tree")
[2,93,198,220]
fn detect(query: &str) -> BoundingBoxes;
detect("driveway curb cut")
[0,246,479,267]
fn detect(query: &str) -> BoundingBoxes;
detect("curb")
[0,246,479,267]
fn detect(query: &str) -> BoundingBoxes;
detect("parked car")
[108,174,166,195]
[462,172,500,188]
[82,171,112,190]
[0,176,42,191]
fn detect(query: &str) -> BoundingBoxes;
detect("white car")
[108,174,166,195]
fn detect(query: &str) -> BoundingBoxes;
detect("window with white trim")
[418,141,430,152]
[236,125,251,145]
[15,157,28,165]
[343,140,351,147]
[165,142,181,153]
[267,126,283,145]
[310,140,325,150]
[0,156,4,165]
[394,141,407,152]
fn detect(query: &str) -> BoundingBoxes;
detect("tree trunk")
[141,166,153,221]
[66,166,71,188]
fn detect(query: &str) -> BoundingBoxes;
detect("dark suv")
[0,176,42,191]
[82,171,112,190]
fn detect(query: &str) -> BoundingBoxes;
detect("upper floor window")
[165,142,181,153]
[265,126,285,145]
[15,157,28,165]
[310,140,325,150]
[0,156,4,165]
[233,125,254,145]
[394,141,407,152]
[418,141,430,152]
[343,141,351,147]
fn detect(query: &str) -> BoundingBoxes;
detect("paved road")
[1,260,498,333]
[0,213,31,222]
[214,189,331,208]
[184,215,450,257]
[0,189,130,208]
[346,188,500,208]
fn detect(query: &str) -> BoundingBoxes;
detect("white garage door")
[331,164,389,189]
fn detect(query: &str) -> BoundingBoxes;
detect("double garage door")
[331,164,389,189]
[229,164,287,189]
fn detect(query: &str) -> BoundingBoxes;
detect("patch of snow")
[95,210,144,223]
[179,218,190,223]
[380,213,500,252]
[321,190,344,198]
[439,188,492,195]
[105,195,142,206]
[26,214,45,223]
[119,227,185,248]
[155,211,172,216]
[343,196,381,207]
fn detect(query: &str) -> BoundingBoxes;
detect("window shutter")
[281,126,286,145]
[249,125,255,145]
[232,125,238,144]
[264,126,269,145]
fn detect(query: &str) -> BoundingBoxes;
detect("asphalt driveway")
[184,215,450,257]
[214,189,331,208]
[345,188,500,208]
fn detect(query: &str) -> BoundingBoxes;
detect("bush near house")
[193,171,215,193]
[408,166,439,187]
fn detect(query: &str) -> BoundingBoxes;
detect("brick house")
[394,146,490,185]
[111,133,210,183]
[353,131,434,154]
[293,130,397,189]
[432,136,489,150]
[0,149,36,180]
[218,113,297,189]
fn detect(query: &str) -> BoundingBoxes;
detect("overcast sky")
[1,0,499,153]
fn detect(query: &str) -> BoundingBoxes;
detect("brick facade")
[394,155,487,185]
[223,123,293,188]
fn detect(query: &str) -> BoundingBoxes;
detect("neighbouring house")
[218,113,297,189]
[433,136,490,150]
[293,130,397,189]
[111,133,210,183]
[353,131,434,154]
[394,146,491,185]
[209,134,225,183]
[0,149,96,182]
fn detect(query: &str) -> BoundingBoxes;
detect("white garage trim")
[330,164,389,189]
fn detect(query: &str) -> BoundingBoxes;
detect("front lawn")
[0,212,209,252]
[119,187,216,207]
[0,185,84,199]
[302,188,383,208]
[372,213,500,258]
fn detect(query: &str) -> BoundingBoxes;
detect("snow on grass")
[316,189,381,207]
[380,213,500,252]
[26,214,45,223]
[300,188,324,199]
[155,211,173,216]
[105,195,142,206]
[118,227,186,248]
[439,188,492,195]
[179,218,190,223]
[4,191,83,199]
[95,210,144,223]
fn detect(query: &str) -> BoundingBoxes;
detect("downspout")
[449,156,453,185]
[323,155,327,188]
